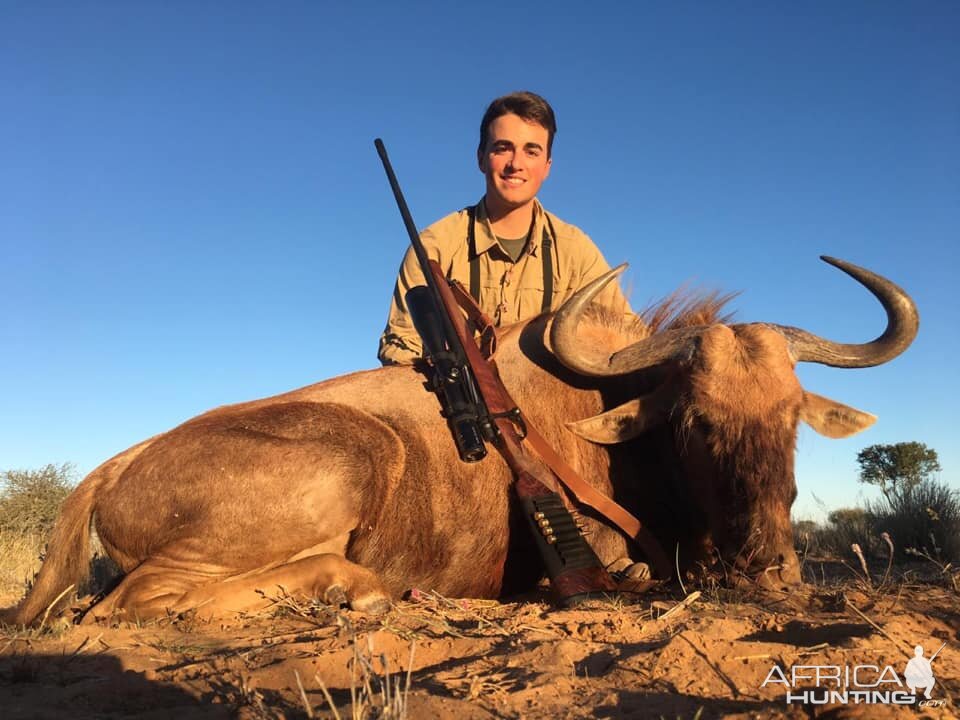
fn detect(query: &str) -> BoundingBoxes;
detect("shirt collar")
[474,197,549,258]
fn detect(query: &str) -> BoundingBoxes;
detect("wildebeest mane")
[573,287,740,347]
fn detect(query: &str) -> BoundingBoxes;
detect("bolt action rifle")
[375,138,620,605]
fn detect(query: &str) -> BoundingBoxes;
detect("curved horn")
[776,256,919,367]
[550,264,703,377]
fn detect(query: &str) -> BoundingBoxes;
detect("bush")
[0,464,77,603]
[0,464,76,537]
[868,478,960,563]
[793,519,823,557]
[814,507,884,559]
[796,479,960,567]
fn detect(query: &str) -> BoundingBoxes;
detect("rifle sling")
[438,262,671,580]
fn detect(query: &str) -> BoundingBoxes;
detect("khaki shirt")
[378,198,632,365]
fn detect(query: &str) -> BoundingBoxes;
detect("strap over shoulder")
[468,205,556,314]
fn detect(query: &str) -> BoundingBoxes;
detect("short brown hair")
[478,91,557,157]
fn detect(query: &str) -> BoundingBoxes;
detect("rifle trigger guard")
[491,407,526,439]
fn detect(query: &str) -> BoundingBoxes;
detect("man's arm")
[377,234,436,365]
[565,225,634,317]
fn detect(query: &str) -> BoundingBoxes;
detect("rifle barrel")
[374,139,442,299]
[375,138,490,463]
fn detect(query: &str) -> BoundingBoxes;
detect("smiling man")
[378,91,631,365]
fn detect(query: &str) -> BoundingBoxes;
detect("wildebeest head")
[548,257,918,589]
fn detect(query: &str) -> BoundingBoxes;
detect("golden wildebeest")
[3,256,917,626]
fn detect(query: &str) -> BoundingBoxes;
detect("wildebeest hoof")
[351,593,391,615]
[608,559,652,582]
[324,585,348,607]
[623,562,651,581]
[607,557,634,574]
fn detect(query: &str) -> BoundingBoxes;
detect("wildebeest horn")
[774,256,919,367]
[551,256,919,377]
[550,264,704,377]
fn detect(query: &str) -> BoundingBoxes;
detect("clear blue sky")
[2,2,956,519]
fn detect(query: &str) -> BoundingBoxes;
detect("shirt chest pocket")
[510,271,577,320]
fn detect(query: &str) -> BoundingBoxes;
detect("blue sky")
[2,2,956,519]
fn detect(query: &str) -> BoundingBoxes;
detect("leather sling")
[443,264,672,581]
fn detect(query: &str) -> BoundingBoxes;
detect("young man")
[378,91,631,365]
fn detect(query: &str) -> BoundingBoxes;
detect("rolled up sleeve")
[377,232,439,365]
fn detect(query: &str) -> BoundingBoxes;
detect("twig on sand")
[657,591,701,623]
[677,632,742,699]
[390,589,514,640]
[845,599,912,657]
[38,583,75,632]
[0,636,28,655]
[237,626,338,645]
[732,652,772,661]
[404,640,416,703]
[294,670,314,719]
[797,642,830,657]
[314,673,343,720]
[69,633,103,659]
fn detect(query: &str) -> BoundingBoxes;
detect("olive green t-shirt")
[496,233,530,263]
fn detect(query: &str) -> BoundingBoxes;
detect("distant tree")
[828,507,869,526]
[856,442,941,509]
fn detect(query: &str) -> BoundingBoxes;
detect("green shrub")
[0,464,76,537]
[796,480,960,566]
[815,507,884,558]
[868,478,960,563]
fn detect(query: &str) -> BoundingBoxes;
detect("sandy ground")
[2,576,957,720]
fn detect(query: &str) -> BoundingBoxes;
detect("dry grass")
[0,530,78,641]
[906,546,959,593]
[248,587,416,719]
[0,463,77,611]
[0,529,44,607]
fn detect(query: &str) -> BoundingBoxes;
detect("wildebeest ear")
[567,396,669,444]
[800,391,877,438]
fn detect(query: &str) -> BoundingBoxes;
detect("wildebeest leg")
[82,554,390,624]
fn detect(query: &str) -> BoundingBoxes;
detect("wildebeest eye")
[693,416,716,439]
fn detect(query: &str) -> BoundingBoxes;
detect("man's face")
[478,113,552,214]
